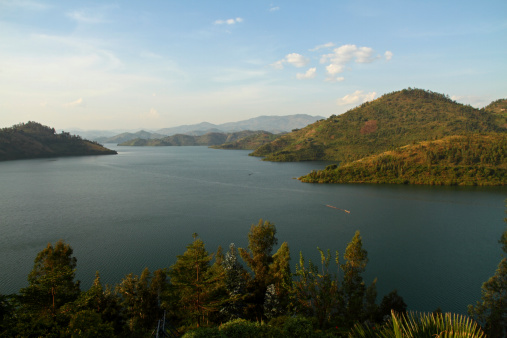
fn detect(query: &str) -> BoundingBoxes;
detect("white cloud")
[385,51,393,61]
[272,53,309,69]
[310,42,335,52]
[214,17,243,25]
[326,63,345,75]
[296,67,316,80]
[269,5,280,12]
[336,90,376,106]
[64,98,85,108]
[140,108,159,120]
[320,44,383,78]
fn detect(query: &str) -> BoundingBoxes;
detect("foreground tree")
[17,240,81,334]
[291,248,342,329]
[116,267,167,335]
[341,231,373,326]
[468,208,507,336]
[169,233,223,328]
[220,243,247,321]
[238,219,278,319]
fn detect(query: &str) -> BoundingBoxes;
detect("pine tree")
[169,233,222,328]
[341,231,368,326]
[17,240,81,334]
[220,243,247,321]
[238,219,278,319]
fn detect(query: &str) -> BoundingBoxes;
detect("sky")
[0,0,506,131]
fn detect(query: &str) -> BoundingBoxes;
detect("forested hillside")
[251,89,506,163]
[210,131,282,150]
[299,134,507,185]
[0,122,117,161]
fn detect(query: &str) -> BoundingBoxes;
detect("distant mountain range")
[119,130,276,147]
[89,114,323,144]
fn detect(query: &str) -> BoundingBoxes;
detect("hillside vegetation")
[0,122,117,161]
[299,134,507,185]
[118,130,269,146]
[251,88,506,163]
[210,131,282,150]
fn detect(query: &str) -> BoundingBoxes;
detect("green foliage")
[349,310,486,337]
[220,243,247,321]
[219,318,263,337]
[66,310,115,337]
[378,290,407,322]
[292,249,342,329]
[211,131,282,150]
[169,234,224,328]
[20,240,81,318]
[468,204,507,336]
[251,88,506,162]
[238,219,279,319]
[0,121,116,161]
[300,134,507,186]
[115,267,167,335]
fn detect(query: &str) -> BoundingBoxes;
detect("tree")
[468,207,507,336]
[378,289,407,322]
[291,249,342,328]
[17,240,81,334]
[220,243,247,321]
[169,234,222,328]
[116,267,167,334]
[68,271,124,334]
[238,219,278,319]
[341,231,369,325]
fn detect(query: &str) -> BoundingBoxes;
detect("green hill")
[118,130,266,146]
[251,88,506,162]
[299,134,507,186]
[0,121,117,161]
[210,131,282,150]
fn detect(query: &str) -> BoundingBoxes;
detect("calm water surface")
[0,145,505,314]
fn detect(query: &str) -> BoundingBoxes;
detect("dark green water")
[0,145,505,314]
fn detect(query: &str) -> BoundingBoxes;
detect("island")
[0,121,117,161]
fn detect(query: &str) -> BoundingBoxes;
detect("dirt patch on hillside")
[360,120,378,134]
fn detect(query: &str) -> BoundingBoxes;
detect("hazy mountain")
[119,130,264,146]
[95,130,166,144]
[90,114,322,145]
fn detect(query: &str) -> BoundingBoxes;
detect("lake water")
[0,145,505,315]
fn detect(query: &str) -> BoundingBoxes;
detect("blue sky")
[0,0,505,130]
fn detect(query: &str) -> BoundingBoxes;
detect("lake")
[0,145,505,315]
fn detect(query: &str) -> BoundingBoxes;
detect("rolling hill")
[118,130,267,146]
[250,88,506,163]
[0,122,117,161]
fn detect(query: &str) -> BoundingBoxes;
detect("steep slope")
[299,134,507,186]
[0,122,117,161]
[251,88,505,162]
